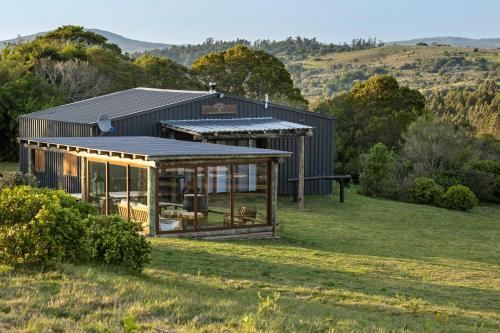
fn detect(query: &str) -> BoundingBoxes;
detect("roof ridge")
[19,88,137,117]
[164,117,276,123]
[135,87,213,94]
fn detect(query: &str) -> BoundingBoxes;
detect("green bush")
[0,186,151,271]
[360,143,396,197]
[0,172,38,191]
[410,177,444,205]
[441,185,478,211]
[473,160,500,175]
[0,186,89,267]
[85,215,151,272]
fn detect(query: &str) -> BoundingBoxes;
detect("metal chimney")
[209,81,217,92]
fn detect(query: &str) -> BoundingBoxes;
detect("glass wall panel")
[158,167,205,231]
[129,167,148,227]
[201,166,231,229]
[156,161,270,233]
[233,163,268,226]
[157,167,184,232]
[108,164,127,216]
[88,161,106,214]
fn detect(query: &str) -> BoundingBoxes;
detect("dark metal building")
[19,87,335,196]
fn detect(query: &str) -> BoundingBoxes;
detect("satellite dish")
[97,114,113,134]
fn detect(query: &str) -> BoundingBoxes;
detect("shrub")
[359,143,396,197]
[441,185,478,211]
[430,171,462,189]
[0,186,89,267]
[0,172,38,191]
[410,177,444,205]
[0,186,150,272]
[85,215,151,272]
[463,168,498,203]
[473,160,500,175]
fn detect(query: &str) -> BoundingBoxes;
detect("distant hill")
[286,44,499,98]
[0,28,170,53]
[389,37,500,49]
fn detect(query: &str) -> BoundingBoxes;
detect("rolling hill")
[286,44,500,98]
[389,36,500,49]
[0,28,170,53]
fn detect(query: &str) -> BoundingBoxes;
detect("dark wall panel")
[19,95,335,196]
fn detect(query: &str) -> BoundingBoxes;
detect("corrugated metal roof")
[160,117,312,134]
[21,136,292,160]
[20,88,215,124]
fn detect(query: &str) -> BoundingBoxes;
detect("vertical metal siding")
[19,118,90,193]
[19,96,334,196]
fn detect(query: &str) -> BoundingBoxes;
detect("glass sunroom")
[21,137,291,237]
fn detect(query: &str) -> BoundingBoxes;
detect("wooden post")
[27,147,34,180]
[298,135,305,210]
[126,165,130,222]
[339,179,345,203]
[28,147,35,186]
[105,162,109,215]
[80,157,87,201]
[147,166,157,236]
[193,168,199,230]
[271,161,278,236]
[230,165,235,226]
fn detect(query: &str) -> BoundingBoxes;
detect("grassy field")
[0,162,19,172]
[0,189,499,332]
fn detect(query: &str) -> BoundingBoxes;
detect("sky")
[0,0,499,44]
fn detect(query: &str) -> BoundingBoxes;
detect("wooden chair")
[223,206,258,226]
[117,202,149,233]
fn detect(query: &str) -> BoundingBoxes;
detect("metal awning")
[159,117,313,140]
[20,136,291,163]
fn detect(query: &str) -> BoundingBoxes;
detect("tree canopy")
[313,74,427,176]
[0,26,309,161]
[192,45,308,107]
[135,54,203,90]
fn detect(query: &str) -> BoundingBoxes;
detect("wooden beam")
[80,157,87,201]
[105,162,109,215]
[126,165,130,223]
[298,135,305,210]
[271,161,278,236]
[147,166,157,236]
[230,165,235,226]
[193,168,199,230]
[27,147,34,176]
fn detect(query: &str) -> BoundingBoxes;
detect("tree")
[359,143,396,197]
[402,117,479,181]
[134,54,203,90]
[34,58,110,101]
[0,74,65,161]
[42,25,122,54]
[314,74,427,177]
[192,45,307,107]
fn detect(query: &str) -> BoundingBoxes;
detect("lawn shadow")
[150,241,500,318]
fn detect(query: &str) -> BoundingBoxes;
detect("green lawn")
[0,162,19,172]
[0,189,499,332]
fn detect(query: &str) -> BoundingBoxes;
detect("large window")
[157,162,269,233]
[88,161,106,214]
[108,164,127,214]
